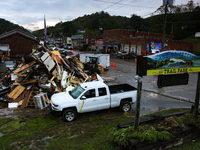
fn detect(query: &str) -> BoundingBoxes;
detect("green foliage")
[0,18,29,35]
[0,120,25,134]
[108,125,173,146]
[0,115,58,150]
[0,118,11,127]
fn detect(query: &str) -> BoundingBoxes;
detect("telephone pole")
[161,2,168,51]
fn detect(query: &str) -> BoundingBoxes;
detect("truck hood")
[51,91,75,105]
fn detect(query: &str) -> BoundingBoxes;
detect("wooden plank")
[42,45,51,54]
[15,78,22,82]
[32,53,43,63]
[12,86,26,100]
[21,90,32,108]
[52,69,57,78]
[44,94,50,104]
[70,78,80,84]
[12,94,25,102]
[17,72,27,77]
[8,85,21,98]
[12,83,21,86]
[56,83,62,92]
[13,60,36,74]
[26,91,32,107]
[18,100,24,105]
[21,79,38,85]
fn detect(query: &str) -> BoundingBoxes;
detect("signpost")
[140,50,200,76]
[134,76,142,130]
[136,50,200,127]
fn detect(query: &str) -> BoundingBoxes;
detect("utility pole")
[134,75,142,130]
[194,72,200,118]
[161,2,168,51]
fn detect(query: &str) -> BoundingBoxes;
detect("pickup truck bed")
[109,84,137,94]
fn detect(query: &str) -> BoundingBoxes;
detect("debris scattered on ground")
[0,45,105,109]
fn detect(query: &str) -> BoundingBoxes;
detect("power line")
[109,0,137,13]
[93,0,155,8]
[102,0,123,11]
[63,0,126,28]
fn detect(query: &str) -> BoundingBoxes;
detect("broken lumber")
[13,60,37,74]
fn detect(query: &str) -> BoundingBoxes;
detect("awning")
[101,43,121,47]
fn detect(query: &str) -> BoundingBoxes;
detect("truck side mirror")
[81,95,86,100]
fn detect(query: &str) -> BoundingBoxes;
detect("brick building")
[71,35,103,50]
[0,29,39,57]
[103,29,197,55]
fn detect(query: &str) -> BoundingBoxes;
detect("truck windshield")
[70,85,85,99]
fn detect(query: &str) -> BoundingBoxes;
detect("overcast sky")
[0,0,196,31]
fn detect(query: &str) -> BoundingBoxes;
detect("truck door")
[78,89,97,113]
[97,87,110,110]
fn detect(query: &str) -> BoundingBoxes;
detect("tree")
[130,14,144,30]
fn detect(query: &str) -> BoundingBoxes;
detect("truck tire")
[62,109,77,122]
[120,101,131,112]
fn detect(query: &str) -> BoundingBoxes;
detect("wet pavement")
[105,56,198,103]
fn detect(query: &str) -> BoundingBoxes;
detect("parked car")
[59,49,74,57]
[50,81,137,121]
[116,51,135,59]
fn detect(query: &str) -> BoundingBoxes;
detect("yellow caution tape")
[79,100,84,112]
[124,112,135,118]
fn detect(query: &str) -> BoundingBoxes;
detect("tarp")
[101,43,121,47]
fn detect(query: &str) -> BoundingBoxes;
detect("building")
[103,29,197,55]
[84,35,103,50]
[71,35,103,51]
[71,35,84,50]
[0,29,39,57]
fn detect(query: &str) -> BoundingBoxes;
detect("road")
[103,55,194,115]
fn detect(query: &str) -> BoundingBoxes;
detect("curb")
[142,89,195,104]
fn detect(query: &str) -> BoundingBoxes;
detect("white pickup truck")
[50,81,137,121]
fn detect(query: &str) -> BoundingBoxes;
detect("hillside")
[1,1,200,42]
[32,7,200,41]
[0,18,30,35]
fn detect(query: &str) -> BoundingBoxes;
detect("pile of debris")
[1,45,103,109]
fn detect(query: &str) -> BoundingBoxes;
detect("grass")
[0,108,199,150]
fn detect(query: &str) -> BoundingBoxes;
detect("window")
[130,35,132,37]
[91,39,96,43]
[98,88,107,96]
[83,89,96,99]
[106,35,108,40]
[113,35,116,40]
[190,46,193,52]
[122,35,125,38]
[70,85,85,99]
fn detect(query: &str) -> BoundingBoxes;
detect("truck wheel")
[62,109,77,122]
[120,101,131,112]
